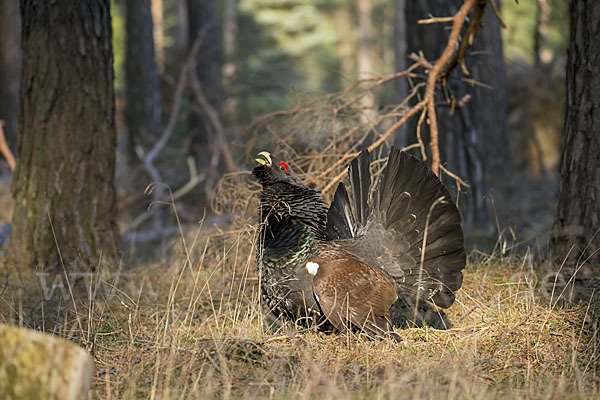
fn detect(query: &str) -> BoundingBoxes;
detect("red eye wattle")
[278,162,289,174]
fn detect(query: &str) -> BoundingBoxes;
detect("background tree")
[0,0,21,152]
[125,0,163,161]
[471,5,509,182]
[357,0,375,119]
[7,0,120,272]
[549,0,600,269]
[393,0,407,148]
[187,0,221,158]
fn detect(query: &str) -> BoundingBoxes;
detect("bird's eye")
[278,162,289,174]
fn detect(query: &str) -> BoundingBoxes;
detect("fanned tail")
[325,147,465,311]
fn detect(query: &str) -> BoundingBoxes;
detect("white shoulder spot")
[306,262,319,276]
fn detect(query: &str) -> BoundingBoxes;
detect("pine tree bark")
[550,0,600,269]
[0,0,21,152]
[7,0,120,272]
[125,0,162,158]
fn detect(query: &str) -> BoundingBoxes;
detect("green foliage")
[235,0,346,119]
[501,0,568,64]
[502,0,537,63]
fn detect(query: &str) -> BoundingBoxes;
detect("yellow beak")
[255,151,272,167]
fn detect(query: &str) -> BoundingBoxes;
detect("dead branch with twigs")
[228,0,494,212]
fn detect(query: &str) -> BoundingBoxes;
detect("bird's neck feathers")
[260,223,317,268]
[259,182,328,241]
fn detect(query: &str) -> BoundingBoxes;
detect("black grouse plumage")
[253,148,465,339]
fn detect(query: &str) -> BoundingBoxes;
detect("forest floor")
[1,160,598,399]
[1,213,598,399]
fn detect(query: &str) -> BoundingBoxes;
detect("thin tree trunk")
[152,0,164,73]
[222,0,237,115]
[223,0,237,67]
[550,0,600,270]
[125,0,162,160]
[357,0,375,122]
[187,0,221,197]
[534,0,551,67]
[176,0,189,52]
[8,0,120,272]
[0,0,21,152]
[394,0,407,147]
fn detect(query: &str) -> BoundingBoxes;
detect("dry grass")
[3,216,595,399]
[91,230,597,399]
[1,140,599,399]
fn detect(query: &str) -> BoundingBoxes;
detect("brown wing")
[310,247,398,339]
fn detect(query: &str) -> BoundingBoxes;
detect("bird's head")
[252,151,302,187]
[252,151,328,239]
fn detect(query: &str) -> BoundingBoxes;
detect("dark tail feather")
[349,150,371,228]
[326,182,356,239]
[326,149,371,239]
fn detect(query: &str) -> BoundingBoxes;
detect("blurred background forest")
[2,2,600,398]
[0,0,569,259]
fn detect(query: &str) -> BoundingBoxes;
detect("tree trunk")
[471,4,509,182]
[357,0,375,122]
[188,0,221,124]
[393,0,407,147]
[151,0,164,73]
[7,0,120,272]
[222,0,238,117]
[187,0,221,197]
[0,0,21,152]
[549,0,600,269]
[223,0,237,69]
[125,0,162,160]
